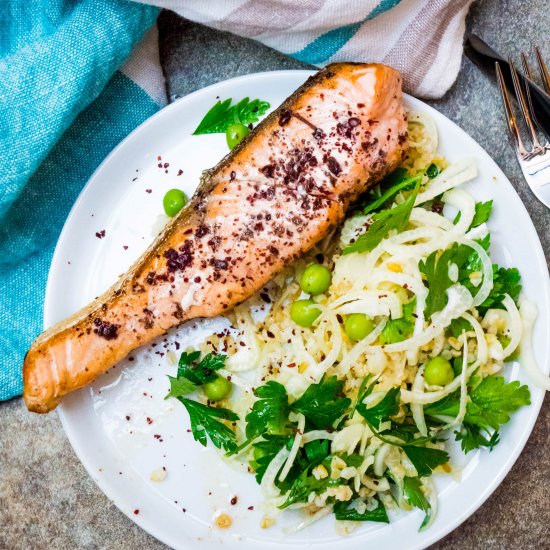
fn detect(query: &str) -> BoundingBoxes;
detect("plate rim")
[44,69,550,550]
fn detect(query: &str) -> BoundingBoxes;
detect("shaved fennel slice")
[382,227,456,259]
[409,208,454,231]
[457,236,493,307]
[415,160,478,206]
[442,188,476,234]
[455,333,470,426]
[286,505,334,534]
[303,305,342,383]
[411,366,428,436]
[288,326,317,370]
[419,477,438,531]
[461,312,488,366]
[440,333,469,430]
[465,222,489,241]
[332,291,402,319]
[407,111,438,152]
[301,430,336,444]
[519,299,550,390]
[279,413,305,482]
[226,307,261,372]
[501,294,522,358]
[261,447,290,498]
[373,443,391,477]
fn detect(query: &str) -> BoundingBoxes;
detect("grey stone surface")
[1,1,549,549]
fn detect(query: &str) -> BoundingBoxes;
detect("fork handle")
[465,33,550,141]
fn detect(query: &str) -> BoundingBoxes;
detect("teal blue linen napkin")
[0,0,159,400]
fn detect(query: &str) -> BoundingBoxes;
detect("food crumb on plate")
[260,516,275,529]
[150,467,167,482]
[214,511,232,529]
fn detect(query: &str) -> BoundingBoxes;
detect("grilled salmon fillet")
[24,63,408,413]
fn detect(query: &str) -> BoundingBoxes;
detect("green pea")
[424,356,454,386]
[344,313,374,341]
[226,123,250,150]
[300,264,332,296]
[163,188,188,217]
[290,299,321,328]
[203,376,232,401]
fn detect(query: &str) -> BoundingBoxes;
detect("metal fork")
[496,48,550,208]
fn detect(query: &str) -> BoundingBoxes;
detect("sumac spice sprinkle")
[326,156,341,176]
[93,318,119,340]
[313,128,326,140]
[164,242,193,273]
[195,224,210,238]
[260,164,275,178]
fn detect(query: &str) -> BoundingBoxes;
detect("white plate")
[45,71,550,550]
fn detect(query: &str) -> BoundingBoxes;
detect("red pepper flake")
[125,415,131,421]
[133,509,140,515]
[247,506,254,511]
[123,245,128,250]
[146,417,153,425]
[287,362,296,368]
[230,496,238,505]
[145,189,152,194]
[153,434,162,440]
[177,169,183,176]
[95,230,106,239]
[157,155,162,161]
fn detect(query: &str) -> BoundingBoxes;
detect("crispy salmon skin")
[24,63,408,413]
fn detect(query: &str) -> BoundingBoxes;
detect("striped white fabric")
[121,23,167,106]
[134,0,474,99]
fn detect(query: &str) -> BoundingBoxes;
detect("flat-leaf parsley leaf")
[178,397,239,452]
[245,381,289,440]
[291,375,351,429]
[193,97,270,135]
[343,182,420,254]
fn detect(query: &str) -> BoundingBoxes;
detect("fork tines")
[496,52,548,160]
[496,47,550,208]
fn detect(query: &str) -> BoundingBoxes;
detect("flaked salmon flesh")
[23,63,408,413]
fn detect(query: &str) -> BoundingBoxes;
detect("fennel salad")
[163,111,544,533]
